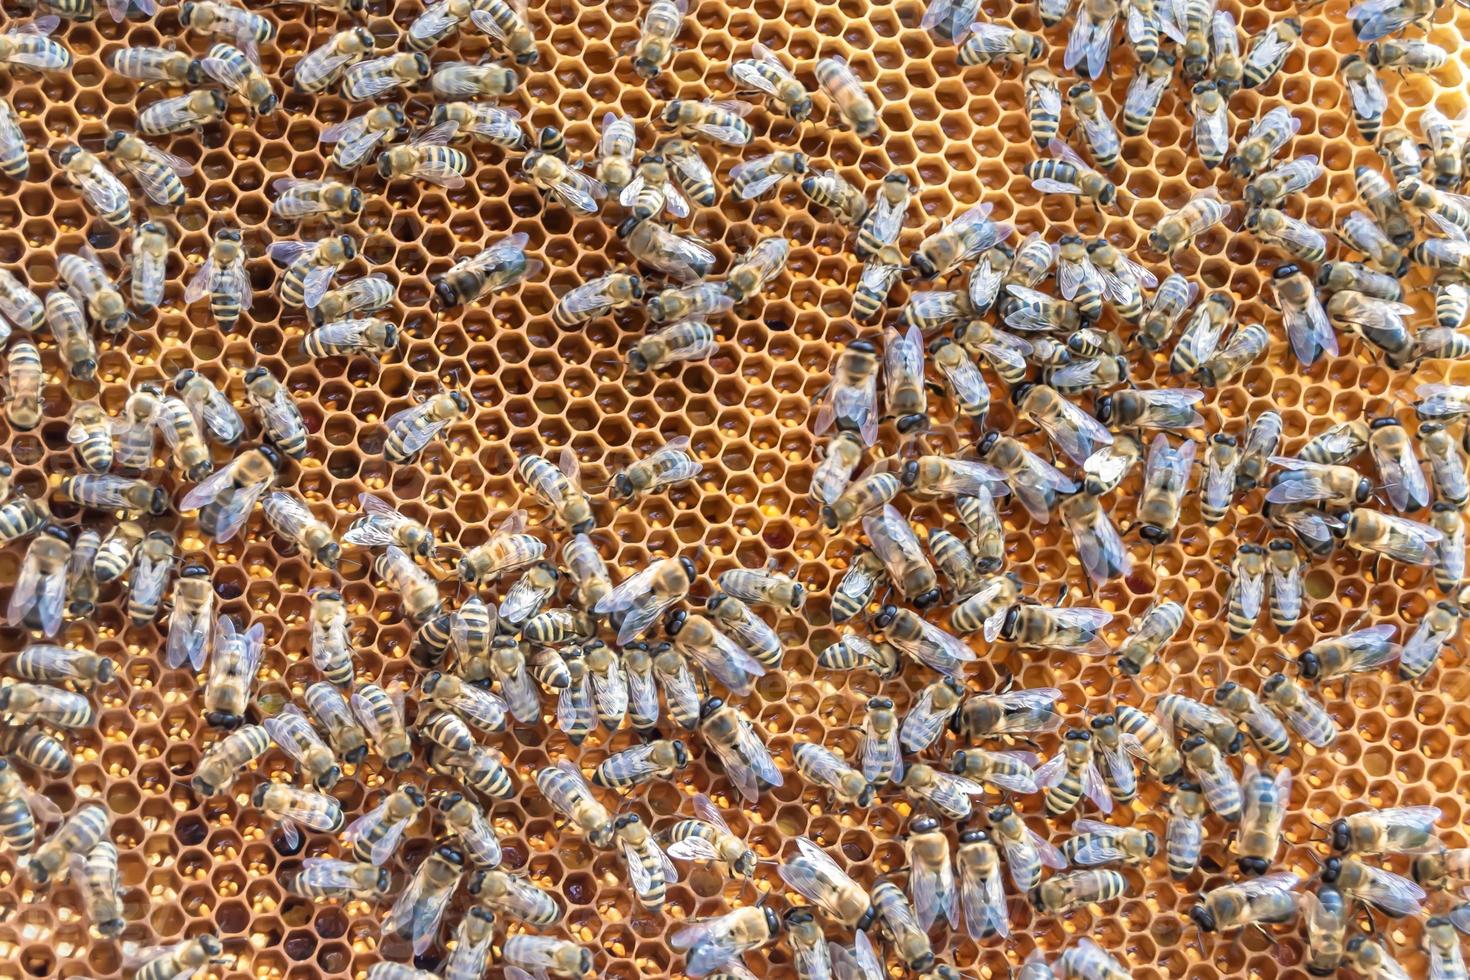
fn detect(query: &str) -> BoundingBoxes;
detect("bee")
[1033,868,1129,914]
[347,683,414,774]
[0,681,92,733]
[1228,105,1301,178]
[184,724,268,797]
[811,55,880,137]
[107,129,195,213]
[501,936,594,979]
[374,122,469,188]
[620,316,712,371]
[266,179,363,227]
[1061,0,1119,78]
[1060,490,1130,587]
[1428,279,1470,336]
[197,615,263,730]
[1035,728,1112,816]
[611,813,677,911]
[723,237,791,306]
[1221,542,1268,639]
[1014,65,1065,149]
[1400,177,1470,239]
[1061,819,1157,869]
[1271,505,1348,561]
[136,88,227,137]
[40,290,95,381]
[1242,155,1325,210]
[545,273,643,332]
[427,61,517,102]
[68,837,126,939]
[1224,762,1290,878]
[57,251,127,334]
[341,52,432,102]
[336,785,424,869]
[981,433,1080,527]
[798,168,868,228]
[1344,506,1446,567]
[293,27,375,93]
[671,904,780,977]
[913,201,1013,280]
[1414,238,1470,276]
[1330,803,1442,858]
[61,402,115,475]
[133,936,228,980]
[691,697,779,804]
[775,834,875,930]
[376,389,471,465]
[649,139,712,211]
[295,685,365,770]
[467,868,560,925]
[317,105,407,170]
[382,844,464,956]
[1331,54,1388,145]
[1367,37,1447,71]
[1064,83,1120,170]
[1245,207,1327,263]
[1019,384,1117,468]
[656,793,757,882]
[252,781,344,852]
[1146,194,1230,258]
[1187,873,1302,934]
[1057,939,1133,980]
[55,142,133,230]
[1111,702,1182,782]
[403,0,475,49]
[435,234,539,310]
[465,0,536,63]
[1,337,42,431]
[657,97,754,149]
[108,45,204,84]
[3,525,67,640]
[57,474,166,521]
[24,801,106,887]
[1420,106,1465,189]
[956,19,1044,66]
[1105,53,1169,141]
[724,42,810,122]
[238,368,308,459]
[1362,419,1432,515]
[1025,139,1122,212]
[1197,322,1269,386]
[0,268,40,333]
[1321,854,1426,917]
[858,881,933,972]
[845,244,902,323]
[170,372,241,456]
[1399,599,1460,682]
[1352,0,1442,37]
[178,0,273,49]
[617,220,714,282]
[1239,16,1300,89]
[1259,671,1337,747]
[645,284,729,328]
[1356,166,1416,248]
[0,755,57,852]
[197,41,276,115]
[182,228,256,333]
[534,759,615,847]
[288,857,391,904]
[0,16,68,73]
[296,589,354,689]
[13,643,114,691]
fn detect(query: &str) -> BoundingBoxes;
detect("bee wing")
[1068,836,1127,866]
[1364,804,1443,835]
[1032,751,1067,790]
[594,561,662,618]
[1235,562,1265,620]
[691,117,752,146]
[617,173,648,208]
[621,837,659,897]
[728,159,784,200]
[690,791,735,835]
[734,714,782,788]
[862,192,907,251]
[705,729,761,802]
[1245,26,1293,70]
[778,836,852,900]
[1263,473,1338,505]
[860,723,902,784]
[1204,450,1240,513]
[1195,103,1231,163]
[201,53,249,89]
[670,912,742,953]
[336,128,390,169]
[729,58,782,98]
[669,147,714,185]
[1069,504,1130,586]
[1371,441,1429,512]
[547,168,606,213]
[261,491,317,539]
[665,834,721,863]
[916,618,978,664]
[921,0,979,40]
[899,686,950,753]
[911,859,958,931]
[167,592,214,670]
[1347,75,1388,118]
[1040,395,1114,466]
[1081,761,1113,813]
[411,0,462,43]
[1080,112,1120,162]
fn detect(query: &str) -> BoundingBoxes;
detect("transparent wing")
[728,159,784,200]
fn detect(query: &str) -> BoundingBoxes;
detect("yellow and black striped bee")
[108,46,205,85]
[815,55,879,137]
[728,41,811,120]
[27,802,108,887]
[342,52,432,102]
[188,228,251,332]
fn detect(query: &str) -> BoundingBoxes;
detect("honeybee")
[2,337,40,432]
[0,755,56,852]
[198,615,262,730]
[41,289,93,381]
[253,781,344,851]
[0,16,68,72]
[1239,15,1299,89]
[289,857,391,904]
[0,681,93,731]
[342,52,432,102]
[953,686,1064,744]
[136,88,227,137]
[645,283,729,325]
[1229,762,1290,877]
[58,474,168,520]
[534,759,615,847]
[987,804,1066,894]
[26,800,107,887]
[500,936,594,979]
[1352,0,1442,38]
[11,643,113,692]
[1025,139,1121,210]
[813,55,879,136]
[725,42,810,121]
[1061,819,1157,870]
[1321,854,1425,917]
[132,936,228,980]
[1261,671,1336,746]
[467,0,536,63]
[1400,600,1460,681]
[672,905,780,977]
[1228,105,1301,178]
[293,27,375,93]
[1147,194,1230,255]
[799,168,869,227]
[57,251,129,339]
[196,42,275,115]
[1016,66,1064,148]
[1060,490,1131,587]
[1035,728,1112,816]
[55,142,132,228]
[912,201,1012,280]
[0,269,41,334]
[1345,507,1445,567]
[1368,37,1448,72]
[108,45,204,84]
[980,430,1079,523]
[382,844,464,956]
[1242,155,1324,209]
[549,272,642,330]
[723,236,791,305]
[186,724,268,797]
[98,132,191,216]
[1333,54,1387,144]
[1033,868,1129,915]
[619,220,716,281]
[468,868,560,925]
[657,97,754,148]
[1189,873,1300,932]
[958,20,1044,65]
[170,371,241,451]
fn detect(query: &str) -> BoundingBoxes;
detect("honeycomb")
[1,0,1469,976]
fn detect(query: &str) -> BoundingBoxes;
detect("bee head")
[1189,905,1217,932]
[784,907,816,927]
[958,828,989,845]
[1000,604,1020,639]
[103,130,128,152]
[436,843,466,867]
[634,57,661,79]
[1010,381,1035,407]
[678,555,697,582]
[1321,855,1343,881]
[1065,728,1091,742]
[1139,523,1169,544]
[762,905,782,937]
[698,696,724,720]
[1094,395,1114,424]
[1178,734,1206,753]
[1328,820,1351,852]
[250,783,273,807]
[257,444,284,470]
[911,815,939,834]
[873,604,899,629]
[867,696,894,711]
[198,935,224,957]
[1090,713,1115,730]
[670,740,690,766]
[41,523,71,545]
[614,812,641,830]
[1237,855,1271,875]
[402,784,427,806]
[909,251,938,279]
[1273,263,1300,282]
[1142,831,1159,857]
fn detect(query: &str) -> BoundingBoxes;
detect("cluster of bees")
[0,0,1468,975]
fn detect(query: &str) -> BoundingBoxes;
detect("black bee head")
[867,696,893,710]
[678,555,697,582]
[1189,905,1217,932]
[1139,524,1169,544]
[1000,604,1020,639]
[1094,395,1114,424]
[873,604,899,629]
[1321,855,1343,881]
[1237,855,1271,875]
[614,812,641,830]
[1010,381,1035,406]
[250,783,272,807]
[762,905,781,936]
[699,697,724,720]
[784,907,815,926]
[1329,820,1350,852]
[1297,651,1321,679]
[959,828,989,844]
[258,444,284,470]
[671,740,689,766]
[911,815,939,834]
[1274,263,1300,281]
[1091,713,1115,729]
